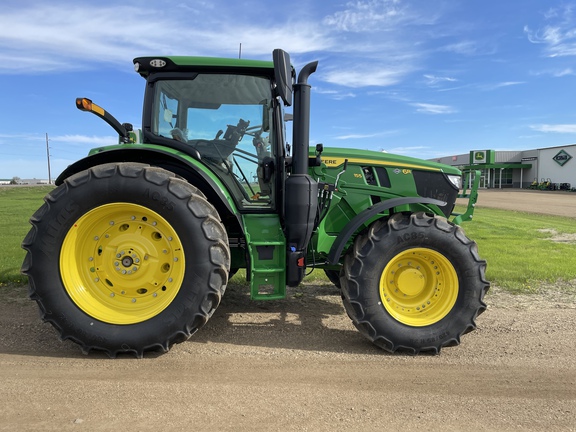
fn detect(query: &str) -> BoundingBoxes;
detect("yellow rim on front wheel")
[379,247,458,327]
[60,203,185,325]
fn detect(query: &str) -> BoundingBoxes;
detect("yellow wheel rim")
[60,203,185,325]
[379,247,458,327]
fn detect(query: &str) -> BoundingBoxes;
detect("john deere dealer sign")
[553,149,572,167]
[470,150,495,165]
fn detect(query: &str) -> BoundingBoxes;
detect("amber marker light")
[75,98,105,116]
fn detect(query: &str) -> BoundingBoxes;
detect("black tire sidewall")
[343,214,486,351]
[28,164,228,353]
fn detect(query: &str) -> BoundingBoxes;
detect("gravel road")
[457,188,576,218]
[1,189,576,431]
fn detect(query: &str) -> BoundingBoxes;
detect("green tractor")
[21,49,489,357]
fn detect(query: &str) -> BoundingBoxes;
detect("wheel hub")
[121,255,134,268]
[396,267,425,296]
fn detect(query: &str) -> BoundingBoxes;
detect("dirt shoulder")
[1,283,575,432]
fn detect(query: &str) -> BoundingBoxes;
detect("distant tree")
[10,176,21,185]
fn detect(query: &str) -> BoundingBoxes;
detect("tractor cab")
[141,71,279,210]
[132,51,318,289]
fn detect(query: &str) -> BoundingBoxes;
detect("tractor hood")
[315,147,461,175]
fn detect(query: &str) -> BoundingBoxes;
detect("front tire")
[22,163,230,357]
[341,212,489,354]
[324,269,342,289]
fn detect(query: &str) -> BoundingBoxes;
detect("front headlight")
[447,174,462,190]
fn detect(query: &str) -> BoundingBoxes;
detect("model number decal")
[397,232,425,244]
[144,188,175,211]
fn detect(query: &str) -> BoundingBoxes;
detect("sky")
[2,0,576,180]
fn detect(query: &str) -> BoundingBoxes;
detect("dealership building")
[433,144,576,190]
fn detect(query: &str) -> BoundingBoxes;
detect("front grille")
[412,171,458,218]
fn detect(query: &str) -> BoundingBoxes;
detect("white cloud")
[0,3,334,74]
[493,81,525,88]
[479,81,526,91]
[524,5,576,57]
[314,87,357,100]
[335,131,398,140]
[552,68,575,77]
[50,134,118,146]
[323,0,408,32]
[0,0,437,89]
[530,124,576,133]
[529,67,576,77]
[411,103,456,114]
[0,132,45,142]
[440,40,479,55]
[424,74,457,86]
[322,64,413,87]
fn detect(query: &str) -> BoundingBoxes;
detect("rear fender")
[56,147,240,224]
[327,197,446,265]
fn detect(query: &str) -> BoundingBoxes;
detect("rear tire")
[341,212,489,354]
[21,163,230,358]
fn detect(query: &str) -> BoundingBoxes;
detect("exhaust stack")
[284,60,319,286]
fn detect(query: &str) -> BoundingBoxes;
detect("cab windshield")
[151,74,276,209]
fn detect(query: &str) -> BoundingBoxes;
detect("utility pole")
[45,133,52,185]
[239,43,242,59]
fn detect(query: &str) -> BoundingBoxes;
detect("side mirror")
[272,49,293,106]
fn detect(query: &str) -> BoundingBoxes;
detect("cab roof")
[133,56,274,78]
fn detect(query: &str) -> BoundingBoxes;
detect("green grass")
[455,205,576,293]
[0,186,54,285]
[1,186,575,295]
